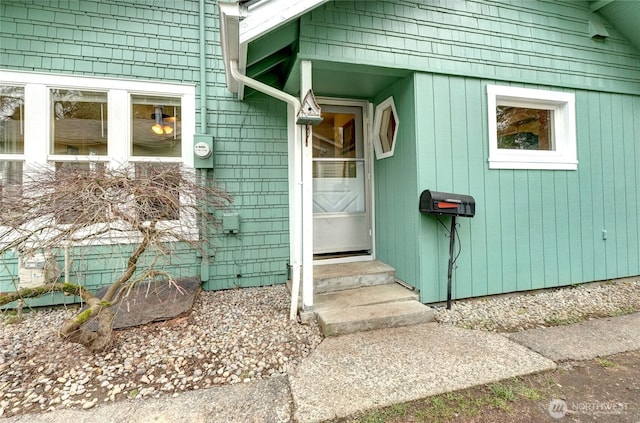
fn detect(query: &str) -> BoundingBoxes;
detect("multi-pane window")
[487,85,576,170]
[0,161,22,201]
[0,70,195,226]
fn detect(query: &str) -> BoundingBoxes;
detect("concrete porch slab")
[313,260,395,293]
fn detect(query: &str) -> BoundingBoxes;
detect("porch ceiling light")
[151,105,174,135]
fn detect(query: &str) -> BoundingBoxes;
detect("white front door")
[312,103,372,256]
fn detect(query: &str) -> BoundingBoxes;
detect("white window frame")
[372,96,399,160]
[0,70,197,244]
[487,84,577,170]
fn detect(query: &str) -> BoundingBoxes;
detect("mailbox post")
[419,190,475,309]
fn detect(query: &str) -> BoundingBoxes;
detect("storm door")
[312,104,371,256]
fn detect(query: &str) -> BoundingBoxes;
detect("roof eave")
[219,0,330,97]
[239,0,331,45]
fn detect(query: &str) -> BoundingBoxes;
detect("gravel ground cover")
[435,279,640,332]
[1,278,639,418]
[0,285,322,418]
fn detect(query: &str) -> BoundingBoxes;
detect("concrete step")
[315,283,435,337]
[314,282,419,311]
[313,260,395,294]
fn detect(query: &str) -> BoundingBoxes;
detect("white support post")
[288,104,303,320]
[300,60,314,312]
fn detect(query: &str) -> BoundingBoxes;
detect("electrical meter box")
[193,134,214,169]
[19,253,59,288]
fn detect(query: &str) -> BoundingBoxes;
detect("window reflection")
[379,107,396,153]
[312,112,357,159]
[0,161,22,201]
[496,106,553,150]
[131,96,181,157]
[0,86,25,154]
[51,90,108,155]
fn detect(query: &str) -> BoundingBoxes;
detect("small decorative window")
[373,96,399,159]
[487,85,576,170]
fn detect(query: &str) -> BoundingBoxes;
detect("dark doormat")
[83,276,201,330]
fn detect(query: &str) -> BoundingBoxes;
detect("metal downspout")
[199,0,210,282]
[228,60,303,320]
[229,60,300,112]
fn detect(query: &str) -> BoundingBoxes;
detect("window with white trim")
[0,70,195,226]
[373,96,399,159]
[487,85,577,170]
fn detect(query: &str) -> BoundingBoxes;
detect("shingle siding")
[0,0,291,299]
[300,0,640,95]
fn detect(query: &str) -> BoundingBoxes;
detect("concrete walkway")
[5,312,640,423]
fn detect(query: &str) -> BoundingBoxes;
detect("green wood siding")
[413,73,640,302]
[300,0,640,95]
[373,75,420,287]
[299,0,640,302]
[0,0,291,297]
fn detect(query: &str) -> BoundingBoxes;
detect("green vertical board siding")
[553,172,572,286]
[373,75,420,288]
[414,74,443,302]
[588,91,608,281]
[464,78,489,297]
[411,73,640,303]
[622,96,640,275]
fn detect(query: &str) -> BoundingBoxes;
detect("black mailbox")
[419,190,475,218]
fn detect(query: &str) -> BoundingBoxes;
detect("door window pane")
[0,86,25,154]
[132,96,181,157]
[312,112,358,158]
[51,90,108,155]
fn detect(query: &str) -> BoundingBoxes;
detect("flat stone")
[83,277,201,330]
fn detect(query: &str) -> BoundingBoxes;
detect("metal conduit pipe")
[198,0,210,281]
